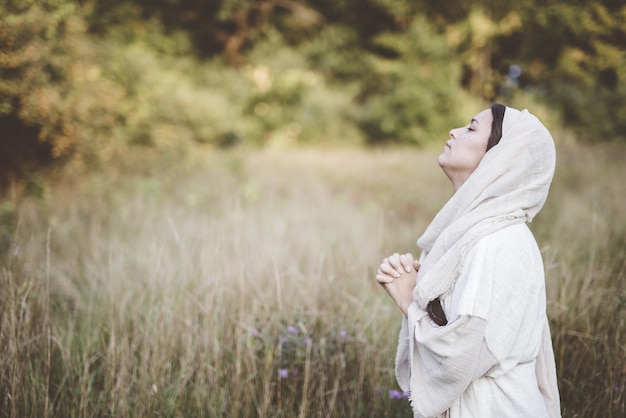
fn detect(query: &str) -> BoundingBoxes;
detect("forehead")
[473,109,493,126]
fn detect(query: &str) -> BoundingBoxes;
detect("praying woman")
[376,105,561,417]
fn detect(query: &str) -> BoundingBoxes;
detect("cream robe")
[393,107,560,417]
[395,224,561,417]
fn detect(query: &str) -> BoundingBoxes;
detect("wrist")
[399,299,413,317]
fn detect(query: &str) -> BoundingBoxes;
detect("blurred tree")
[402,0,626,140]
[0,1,124,190]
[304,25,374,82]
[357,16,465,145]
[2,0,625,194]
[493,0,626,140]
[305,0,399,48]
[81,0,325,62]
[493,1,625,88]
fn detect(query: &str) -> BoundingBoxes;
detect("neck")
[445,172,469,192]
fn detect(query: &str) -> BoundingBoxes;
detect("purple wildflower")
[339,329,347,338]
[287,326,299,334]
[290,368,299,377]
[402,391,411,398]
[279,369,289,379]
[251,328,261,338]
[303,337,312,346]
[389,389,403,399]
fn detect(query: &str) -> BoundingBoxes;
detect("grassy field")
[1,143,625,417]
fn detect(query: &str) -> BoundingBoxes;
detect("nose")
[449,126,463,138]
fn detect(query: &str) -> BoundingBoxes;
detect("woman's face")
[438,108,493,190]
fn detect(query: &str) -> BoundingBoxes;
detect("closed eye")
[467,118,479,131]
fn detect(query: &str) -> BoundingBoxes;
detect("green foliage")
[243,45,309,143]
[305,25,374,82]
[550,83,626,142]
[356,17,465,145]
[0,1,124,179]
[516,2,624,87]
[2,0,626,194]
[100,42,249,151]
[240,33,364,146]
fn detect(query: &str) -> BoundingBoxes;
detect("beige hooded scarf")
[395,107,561,417]
[414,107,555,306]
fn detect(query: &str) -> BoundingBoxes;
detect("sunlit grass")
[1,144,625,417]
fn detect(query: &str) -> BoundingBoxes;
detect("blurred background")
[1,0,625,188]
[1,1,625,417]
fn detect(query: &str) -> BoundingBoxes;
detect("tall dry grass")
[1,144,624,417]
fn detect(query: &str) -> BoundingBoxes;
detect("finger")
[380,262,400,278]
[388,253,402,271]
[399,253,413,273]
[376,274,394,284]
[413,260,421,271]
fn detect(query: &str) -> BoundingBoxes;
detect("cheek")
[466,143,487,168]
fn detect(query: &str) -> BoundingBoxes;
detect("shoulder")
[463,223,545,292]
[449,223,546,320]
[480,222,536,245]
[473,223,541,261]
[465,224,546,299]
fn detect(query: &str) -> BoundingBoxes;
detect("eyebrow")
[470,118,479,124]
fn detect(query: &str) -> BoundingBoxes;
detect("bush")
[549,83,626,142]
[101,42,250,151]
[241,33,365,146]
[0,2,124,181]
[304,25,375,83]
[355,17,466,145]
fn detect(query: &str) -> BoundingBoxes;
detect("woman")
[376,105,561,417]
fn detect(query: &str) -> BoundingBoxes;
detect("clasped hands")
[376,252,420,316]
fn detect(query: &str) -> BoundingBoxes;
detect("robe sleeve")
[535,321,561,417]
[395,303,498,417]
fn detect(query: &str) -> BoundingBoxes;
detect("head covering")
[413,107,556,308]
